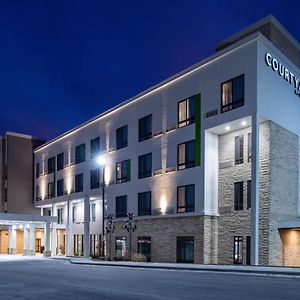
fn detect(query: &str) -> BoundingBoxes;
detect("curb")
[68,259,300,277]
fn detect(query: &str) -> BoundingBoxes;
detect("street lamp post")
[97,155,106,257]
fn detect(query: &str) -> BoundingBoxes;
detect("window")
[57,208,64,224]
[221,74,244,113]
[91,137,100,159]
[178,140,195,170]
[75,173,83,193]
[116,160,131,183]
[235,135,244,165]
[90,234,101,256]
[234,182,243,210]
[57,153,64,171]
[48,157,55,174]
[36,186,40,201]
[36,163,40,178]
[138,237,151,262]
[90,203,96,222]
[47,182,55,198]
[139,114,152,142]
[138,191,151,216]
[90,168,100,189]
[246,236,251,265]
[247,180,251,209]
[47,209,51,216]
[72,205,77,223]
[73,234,84,256]
[138,153,152,179]
[115,236,126,258]
[178,96,195,128]
[75,144,86,164]
[57,179,64,197]
[177,184,195,213]
[116,125,128,150]
[116,195,127,218]
[248,133,252,162]
[233,236,243,264]
[177,236,194,263]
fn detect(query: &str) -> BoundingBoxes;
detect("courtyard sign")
[265,52,300,98]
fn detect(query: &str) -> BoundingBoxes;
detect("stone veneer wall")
[109,215,205,263]
[218,125,252,265]
[267,122,299,266]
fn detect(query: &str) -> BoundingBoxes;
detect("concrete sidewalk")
[59,257,300,276]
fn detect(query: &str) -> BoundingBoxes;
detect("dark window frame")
[138,191,152,216]
[47,181,55,198]
[247,180,251,210]
[56,178,64,197]
[139,114,152,142]
[47,157,55,174]
[36,163,40,178]
[90,168,100,190]
[116,160,130,184]
[75,144,86,164]
[57,153,64,171]
[234,181,244,211]
[116,125,128,150]
[177,236,194,263]
[177,140,195,170]
[90,137,100,159]
[116,195,127,218]
[248,132,252,162]
[138,153,152,179]
[235,135,244,165]
[178,96,195,128]
[137,237,151,262]
[221,74,245,113]
[75,173,84,193]
[177,184,195,213]
[233,236,243,265]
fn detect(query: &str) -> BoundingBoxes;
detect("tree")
[106,214,115,260]
[124,213,137,260]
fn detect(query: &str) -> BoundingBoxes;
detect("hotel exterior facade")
[33,16,300,266]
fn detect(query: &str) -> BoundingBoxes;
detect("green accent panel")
[127,159,131,181]
[195,94,201,166]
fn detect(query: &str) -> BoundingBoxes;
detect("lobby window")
[57,179,64,197]
[57,153,64,171]
[139,114,152,142]
[116,160,130,183]
[178,140,195,170]
[138,153,152,179]
[48,182,55,198]
[246,236,251,265]
[36,186,40,201]
[90,168,100,189]
[57,207,64,224]
[247,180,251,209]
[75,144,86,164]
[75,173,83,193]
[116,125,128,150]
[248,133,252,162]
[74,234,84,256]
[178,96,195,128]
[233,236,243,264]
[116,195,127,218]
[90,234,101,256]
[90,137,100,159]
[36,163,40,178]
[48,157,55,174]
[234,181,243,210]
[138,191,151,216]
[235,135,244,165]
[90,203,96,222]
[177,236,194,263]
[221,74,244,113]
[138,237,151,262]
[177,184,195,213]
[115,236,126,258]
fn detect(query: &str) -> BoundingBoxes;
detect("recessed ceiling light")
[225,125,231,131]
[241,120,247,126]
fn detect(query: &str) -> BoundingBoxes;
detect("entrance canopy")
[0,213,56,227]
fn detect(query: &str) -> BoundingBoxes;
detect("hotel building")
[33,15,300,266]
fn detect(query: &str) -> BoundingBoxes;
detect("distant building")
[33,15,300,266]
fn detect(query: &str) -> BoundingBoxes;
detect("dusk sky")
[1,0,299,141]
